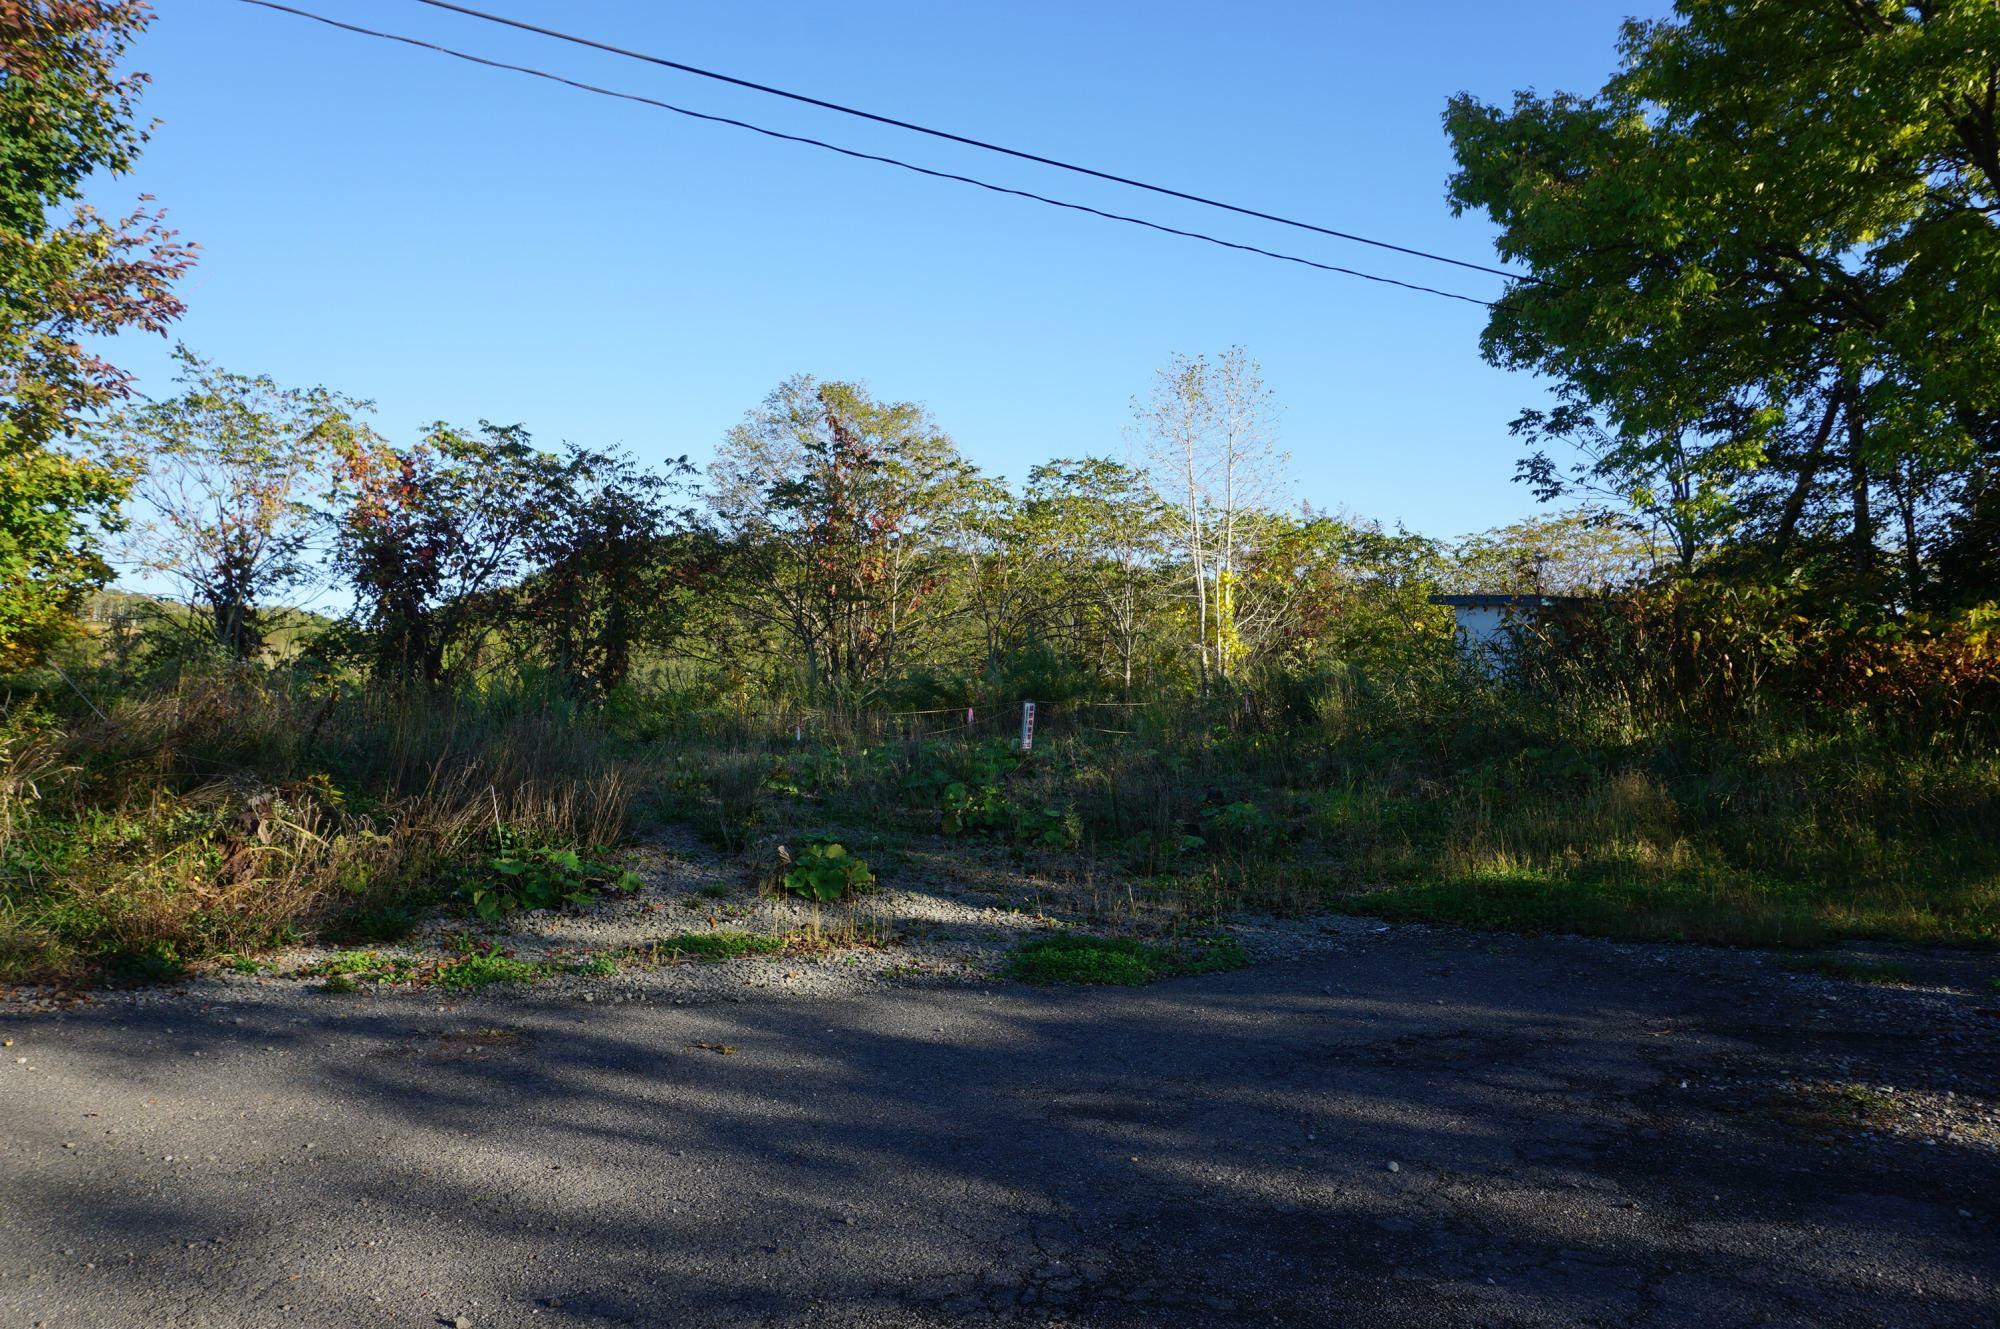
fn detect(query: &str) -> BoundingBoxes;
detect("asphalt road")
[4,928,1997,1328]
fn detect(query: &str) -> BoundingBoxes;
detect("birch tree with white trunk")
[1134,353,1215,689]
[1133,348,1287,689]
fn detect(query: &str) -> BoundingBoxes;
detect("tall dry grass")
[0,670,630,983]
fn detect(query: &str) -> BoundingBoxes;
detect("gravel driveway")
[3,924,1997,1327]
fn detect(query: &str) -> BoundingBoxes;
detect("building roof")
[1428,593,1596,608]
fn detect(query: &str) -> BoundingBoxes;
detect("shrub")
[461,839,641,920]
[940,779,1008,835]
[1011,803,1082,850]
[1200,799,1279,849]
[778,837,875,903]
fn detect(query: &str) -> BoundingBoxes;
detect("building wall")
[1453,605,1513,653]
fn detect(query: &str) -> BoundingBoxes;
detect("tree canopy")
[1445,0,2000,606]
[0,0,194,668]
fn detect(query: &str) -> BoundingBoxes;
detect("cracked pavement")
[3,926,1997,1327]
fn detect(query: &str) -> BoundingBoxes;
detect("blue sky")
[107,0,1666,540]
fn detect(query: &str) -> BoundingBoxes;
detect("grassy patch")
[433,949,548,991]
[1003,933,1247,986]
[1326,853,1997,950]
[305,944,605,990]
[1779,954,1914,985]
[1325,864,1835,948]
[308,949,420,985]
[1769,1082,1906,1138]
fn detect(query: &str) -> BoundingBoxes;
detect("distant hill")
[82,589,338,658]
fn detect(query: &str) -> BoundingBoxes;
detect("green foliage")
[433,941,546,991]
[0,674,632,985]
[1513,580,2000,738]
[307,942,623,987]
[1003,933,1248,985]
[463,837,641,921]
[1241,514,1453,677]
[1010,803,1083,851]
[939,779,1080,850]
[0,0,195,670]
[939,779,1008,835]
[111,348,365,660]
[709,374,986,698]
[922,738,1081,849]
[1444,0,2000,597]
[1779,955,1913,986]
[779,837,874,903]
[648,930,787,962]
[101,938,186,985]
[518,443,704,700]
[1449,508,1657,595]
[307,949,418,986]
[702,753,766,851]
[1199,799,1278,850]
[329,421,559,685]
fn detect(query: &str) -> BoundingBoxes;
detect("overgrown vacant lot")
[2,662,1995,993]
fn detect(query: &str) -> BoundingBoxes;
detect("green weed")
[434,944,547,991]
[1780,954,1915,985]
[1003,933,1247,986]
[645,930,787,962]
[778,838,874,903]
[462,837,641,921]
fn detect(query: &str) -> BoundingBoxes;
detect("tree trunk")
[1847,398,1874,577]
[1772,394,1841,559]
[1894,455,1923,600]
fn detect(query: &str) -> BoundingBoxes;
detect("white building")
[1429,593,1589,672]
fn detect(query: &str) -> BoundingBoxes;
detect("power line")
[239,1,1496,307]
[408,0,1530,287]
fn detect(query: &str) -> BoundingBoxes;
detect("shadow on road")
[5,934,1998,1326]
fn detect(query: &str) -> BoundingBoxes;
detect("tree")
[1134,348,1287,689]
[113,348,362,659]
[1207,348,1285,683]
[0,0,195,669]
[330,422,557,685]
[710,376,981,699]
[1444,0,2000,606]
[1450,508,1658,596]
[1135,354,1215,687]
[1236,511,1450,675]
[517,444,704,701]
[1019,457,1170,696]
[1509,404,1744,573]
[955,478,1039,676]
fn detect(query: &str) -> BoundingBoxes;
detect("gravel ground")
[5,826,1389,1015]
